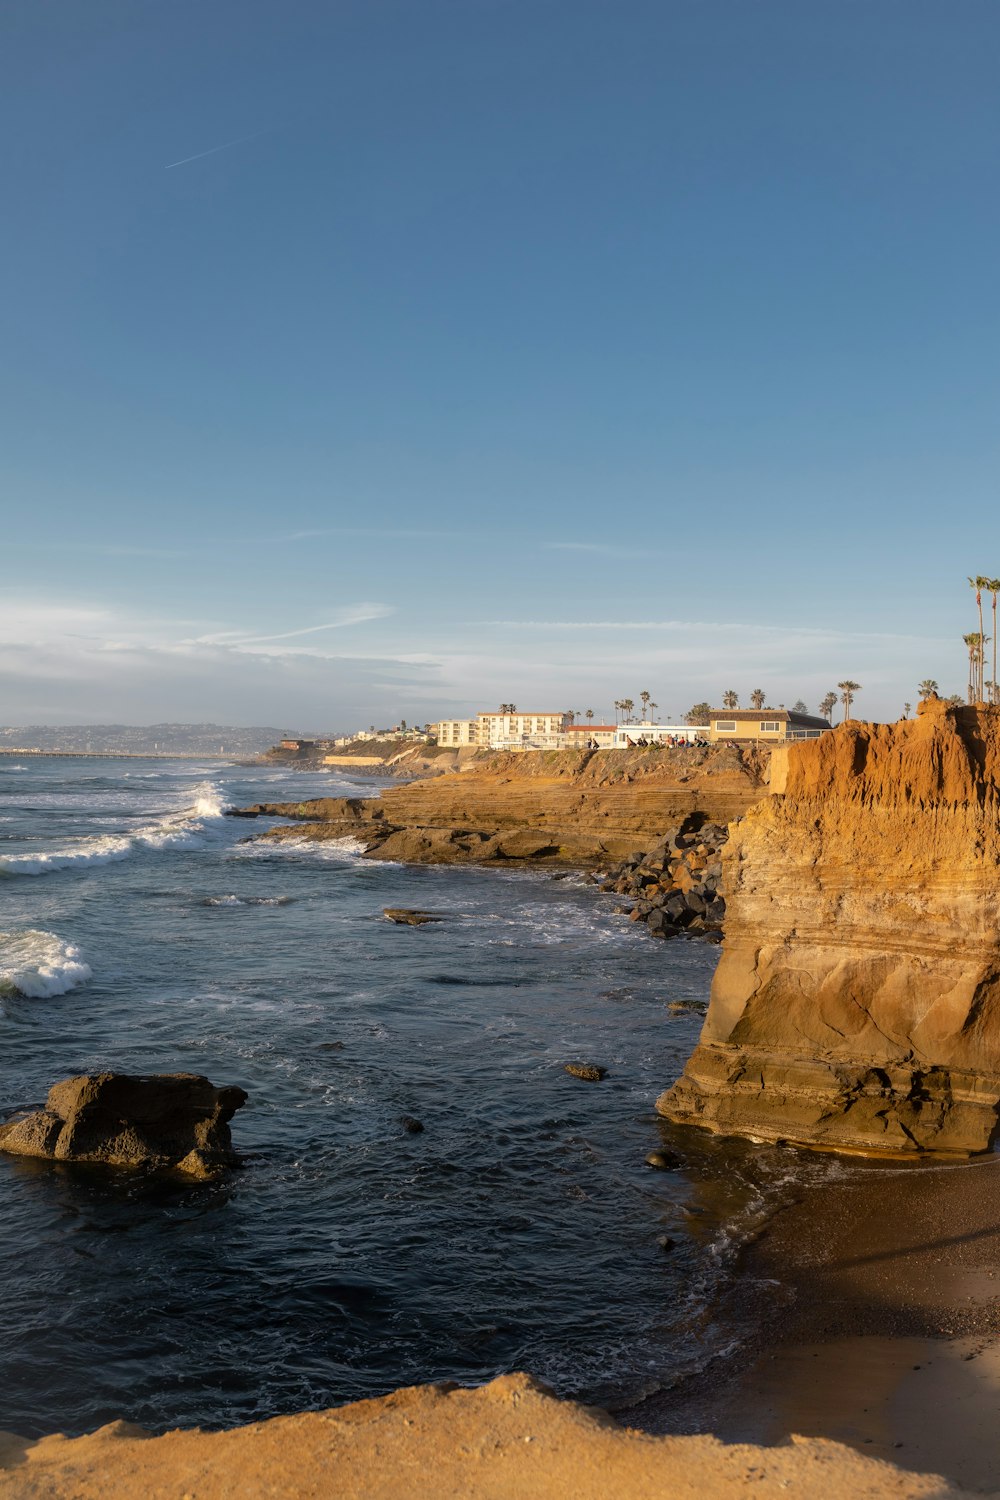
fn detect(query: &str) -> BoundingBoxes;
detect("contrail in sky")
[164,128,271,170]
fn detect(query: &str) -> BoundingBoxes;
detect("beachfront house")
[707,709,831,744]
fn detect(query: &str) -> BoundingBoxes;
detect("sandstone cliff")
[235,745,766,866]
[659,700,1000,1155]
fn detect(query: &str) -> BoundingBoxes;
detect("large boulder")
[0,1073,247,1179]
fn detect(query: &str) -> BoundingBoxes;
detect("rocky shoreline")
[230,743,762,869]
[230,750,742,956]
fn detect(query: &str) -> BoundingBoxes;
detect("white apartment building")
[477,710,572,750]
[433,718,481,746]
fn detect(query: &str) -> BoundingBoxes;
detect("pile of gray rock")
[593,815,729,941]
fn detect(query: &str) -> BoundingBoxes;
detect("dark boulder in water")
[564,1063,607,1082]
[400,1115,425,1134]
[0,1072,247,1180]
[383,908,444,926]
[645,1150,681,1170]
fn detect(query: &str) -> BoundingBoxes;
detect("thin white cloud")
[0,593,966,726]
[476,618,950,643]
[164,128,273,171]
[192,604,393,647]
[0,595,439,723]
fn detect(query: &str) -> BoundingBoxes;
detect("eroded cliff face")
[659,701,1000,1155]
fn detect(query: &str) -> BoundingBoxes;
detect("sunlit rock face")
[659,700,1000,1155]
[237,746,766,866]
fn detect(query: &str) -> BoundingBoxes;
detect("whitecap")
[190,782,227,820]
[230,835,385,863]
[0,929,92,998]
[203,894,293,907]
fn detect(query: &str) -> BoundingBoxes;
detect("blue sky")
[3,0,998,728]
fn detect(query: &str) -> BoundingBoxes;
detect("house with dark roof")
[707,709,831,744]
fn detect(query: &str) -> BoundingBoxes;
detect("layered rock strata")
[659,701,1000,1155]
[0,1073,247,1179]
[232,746,765,867]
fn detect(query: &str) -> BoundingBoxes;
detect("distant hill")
[0,724,332,756]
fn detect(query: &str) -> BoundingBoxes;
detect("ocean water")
[0,755,794,1438]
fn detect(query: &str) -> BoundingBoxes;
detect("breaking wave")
[0,929,92,998]
[230,834,377,863]
[203,894,294,907]
[0,782,227,877]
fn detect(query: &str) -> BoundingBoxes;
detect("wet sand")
[630,1152,1000,1493]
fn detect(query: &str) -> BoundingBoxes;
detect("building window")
[715,720,737,732]
[760,721,781,733]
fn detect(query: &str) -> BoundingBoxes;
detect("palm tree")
[903,702,912,718]
[819,692,838,722]
[621,697,635,722]
[749,688,765,710]
[585,708,594,725]
[987,580,1000,703]
[970,577,991,699]
[918,679,939,699]
[685,701,712,726]
[722,689,739,709]
[649,701,659,722]
[838,681,861,721]
[639,690,651,721]
[963,634,986,704]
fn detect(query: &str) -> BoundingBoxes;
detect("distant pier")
[0,748,237,760]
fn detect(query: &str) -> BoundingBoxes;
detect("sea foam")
[230,834,373,862]
[0,929,92,998]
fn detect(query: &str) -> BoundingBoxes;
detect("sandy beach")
[631,1149,1000,1492]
